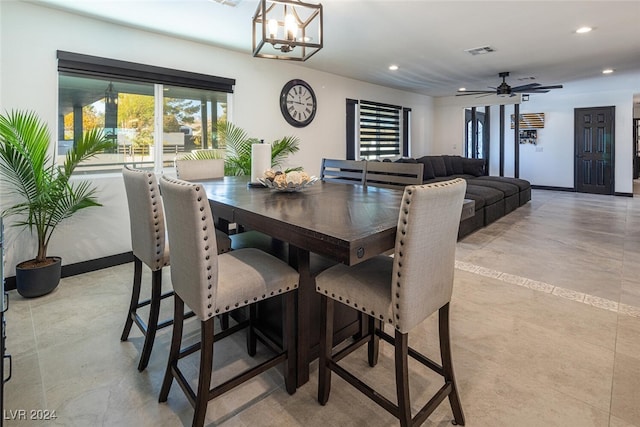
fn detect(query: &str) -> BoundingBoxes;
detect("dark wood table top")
[202,176,402,265]
[201,176,474,266]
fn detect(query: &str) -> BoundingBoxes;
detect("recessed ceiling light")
[458,88,466,92]
[576,26,592,34]
[602,68,614,74]
[389,65,399,71]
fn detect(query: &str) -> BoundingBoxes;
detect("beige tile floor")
[4,189,640,426]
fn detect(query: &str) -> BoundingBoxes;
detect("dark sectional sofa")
[395,155,531,238]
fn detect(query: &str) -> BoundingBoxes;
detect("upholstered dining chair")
[158,175,298,427]
[175,158,225,182]
[175,157,238,237]
[120,166,231,372]
[315,178,467,427]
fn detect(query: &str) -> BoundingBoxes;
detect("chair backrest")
[160,176,219,321]
[365,161,424,189]
[392,178,466,333]
[175,158,225,181]
[320,158,366,185]
[122,166,167,271]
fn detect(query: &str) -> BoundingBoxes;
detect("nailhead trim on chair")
[213,284,299,317]
[165,178,304,318]
[142,171,169,271]
[314,179,464,331]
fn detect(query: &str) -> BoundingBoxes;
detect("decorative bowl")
[258,175,319,192]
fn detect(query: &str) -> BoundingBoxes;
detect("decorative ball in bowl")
[259,170,318,192]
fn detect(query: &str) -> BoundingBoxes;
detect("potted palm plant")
[0,110,113,298]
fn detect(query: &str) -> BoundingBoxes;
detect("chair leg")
[367,316,380,367]
[159,296,185,403]
[219,313,229,330]
[193,318,215,427]
[138,269,162,371]
[395,330,412,427]
[284,290,297,395]
[317,295,334,405]
[246,304,257,357]
[121,257,143,341]
[439,303,465,426]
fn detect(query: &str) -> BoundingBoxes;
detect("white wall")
[0,2,434,275]
[434,73,640,192]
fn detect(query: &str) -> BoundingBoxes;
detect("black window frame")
[346,99,410,160]
[57,51,235,93]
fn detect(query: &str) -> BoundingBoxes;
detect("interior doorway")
[574,106,615,195]
[464,107,490,160]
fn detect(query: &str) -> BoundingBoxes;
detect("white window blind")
[359,100,401,159]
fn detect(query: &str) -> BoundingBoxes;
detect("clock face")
[280,79,317,127]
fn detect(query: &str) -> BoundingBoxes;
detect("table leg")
[289,246,311,387]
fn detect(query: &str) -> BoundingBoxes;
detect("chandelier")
[105,82,118,107]
[252,0,323,61]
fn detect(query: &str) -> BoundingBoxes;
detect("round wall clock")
[279,79,317,127]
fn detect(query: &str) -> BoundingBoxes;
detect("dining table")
[201,176,474,387]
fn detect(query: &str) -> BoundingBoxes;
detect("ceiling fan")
[456,72,563,97]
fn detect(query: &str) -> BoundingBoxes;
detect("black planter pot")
[15,257,62,298]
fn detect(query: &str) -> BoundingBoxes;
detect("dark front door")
[575,106,615,195]
[465,107,489,160]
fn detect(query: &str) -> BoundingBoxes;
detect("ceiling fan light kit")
[456,71,563,98]
[252,0,323,61]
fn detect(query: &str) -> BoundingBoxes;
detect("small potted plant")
[0,110,113,297]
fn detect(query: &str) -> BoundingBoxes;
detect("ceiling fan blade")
[533,84,563,90]
[511,83,542,92]
[457,89,493,93]
[456,91,494,96]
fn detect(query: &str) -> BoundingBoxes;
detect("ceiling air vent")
[210,0,242,6]
[464,46,495,56]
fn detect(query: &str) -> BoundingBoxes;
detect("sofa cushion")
[451,156,465,174]
[416,156,436,180]
[474,175,530,191]
[462,158,486,176]
[441,155,455,176]
[465,184,504,205]
[469,180,519,197]
[426,156,448,177]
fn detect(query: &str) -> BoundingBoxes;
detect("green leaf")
[0,110,113,262]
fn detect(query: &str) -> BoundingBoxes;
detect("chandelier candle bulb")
[285,14,297,40]
[268,18,278,38]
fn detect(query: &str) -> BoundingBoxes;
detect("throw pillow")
[395,157,418,163]
[451,156,465,174]
[416,156,436,180]
[462,158,486,176]
[441,155,455,176]
[426,156,447,177]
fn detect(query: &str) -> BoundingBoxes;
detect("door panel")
[575,106,615,195]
